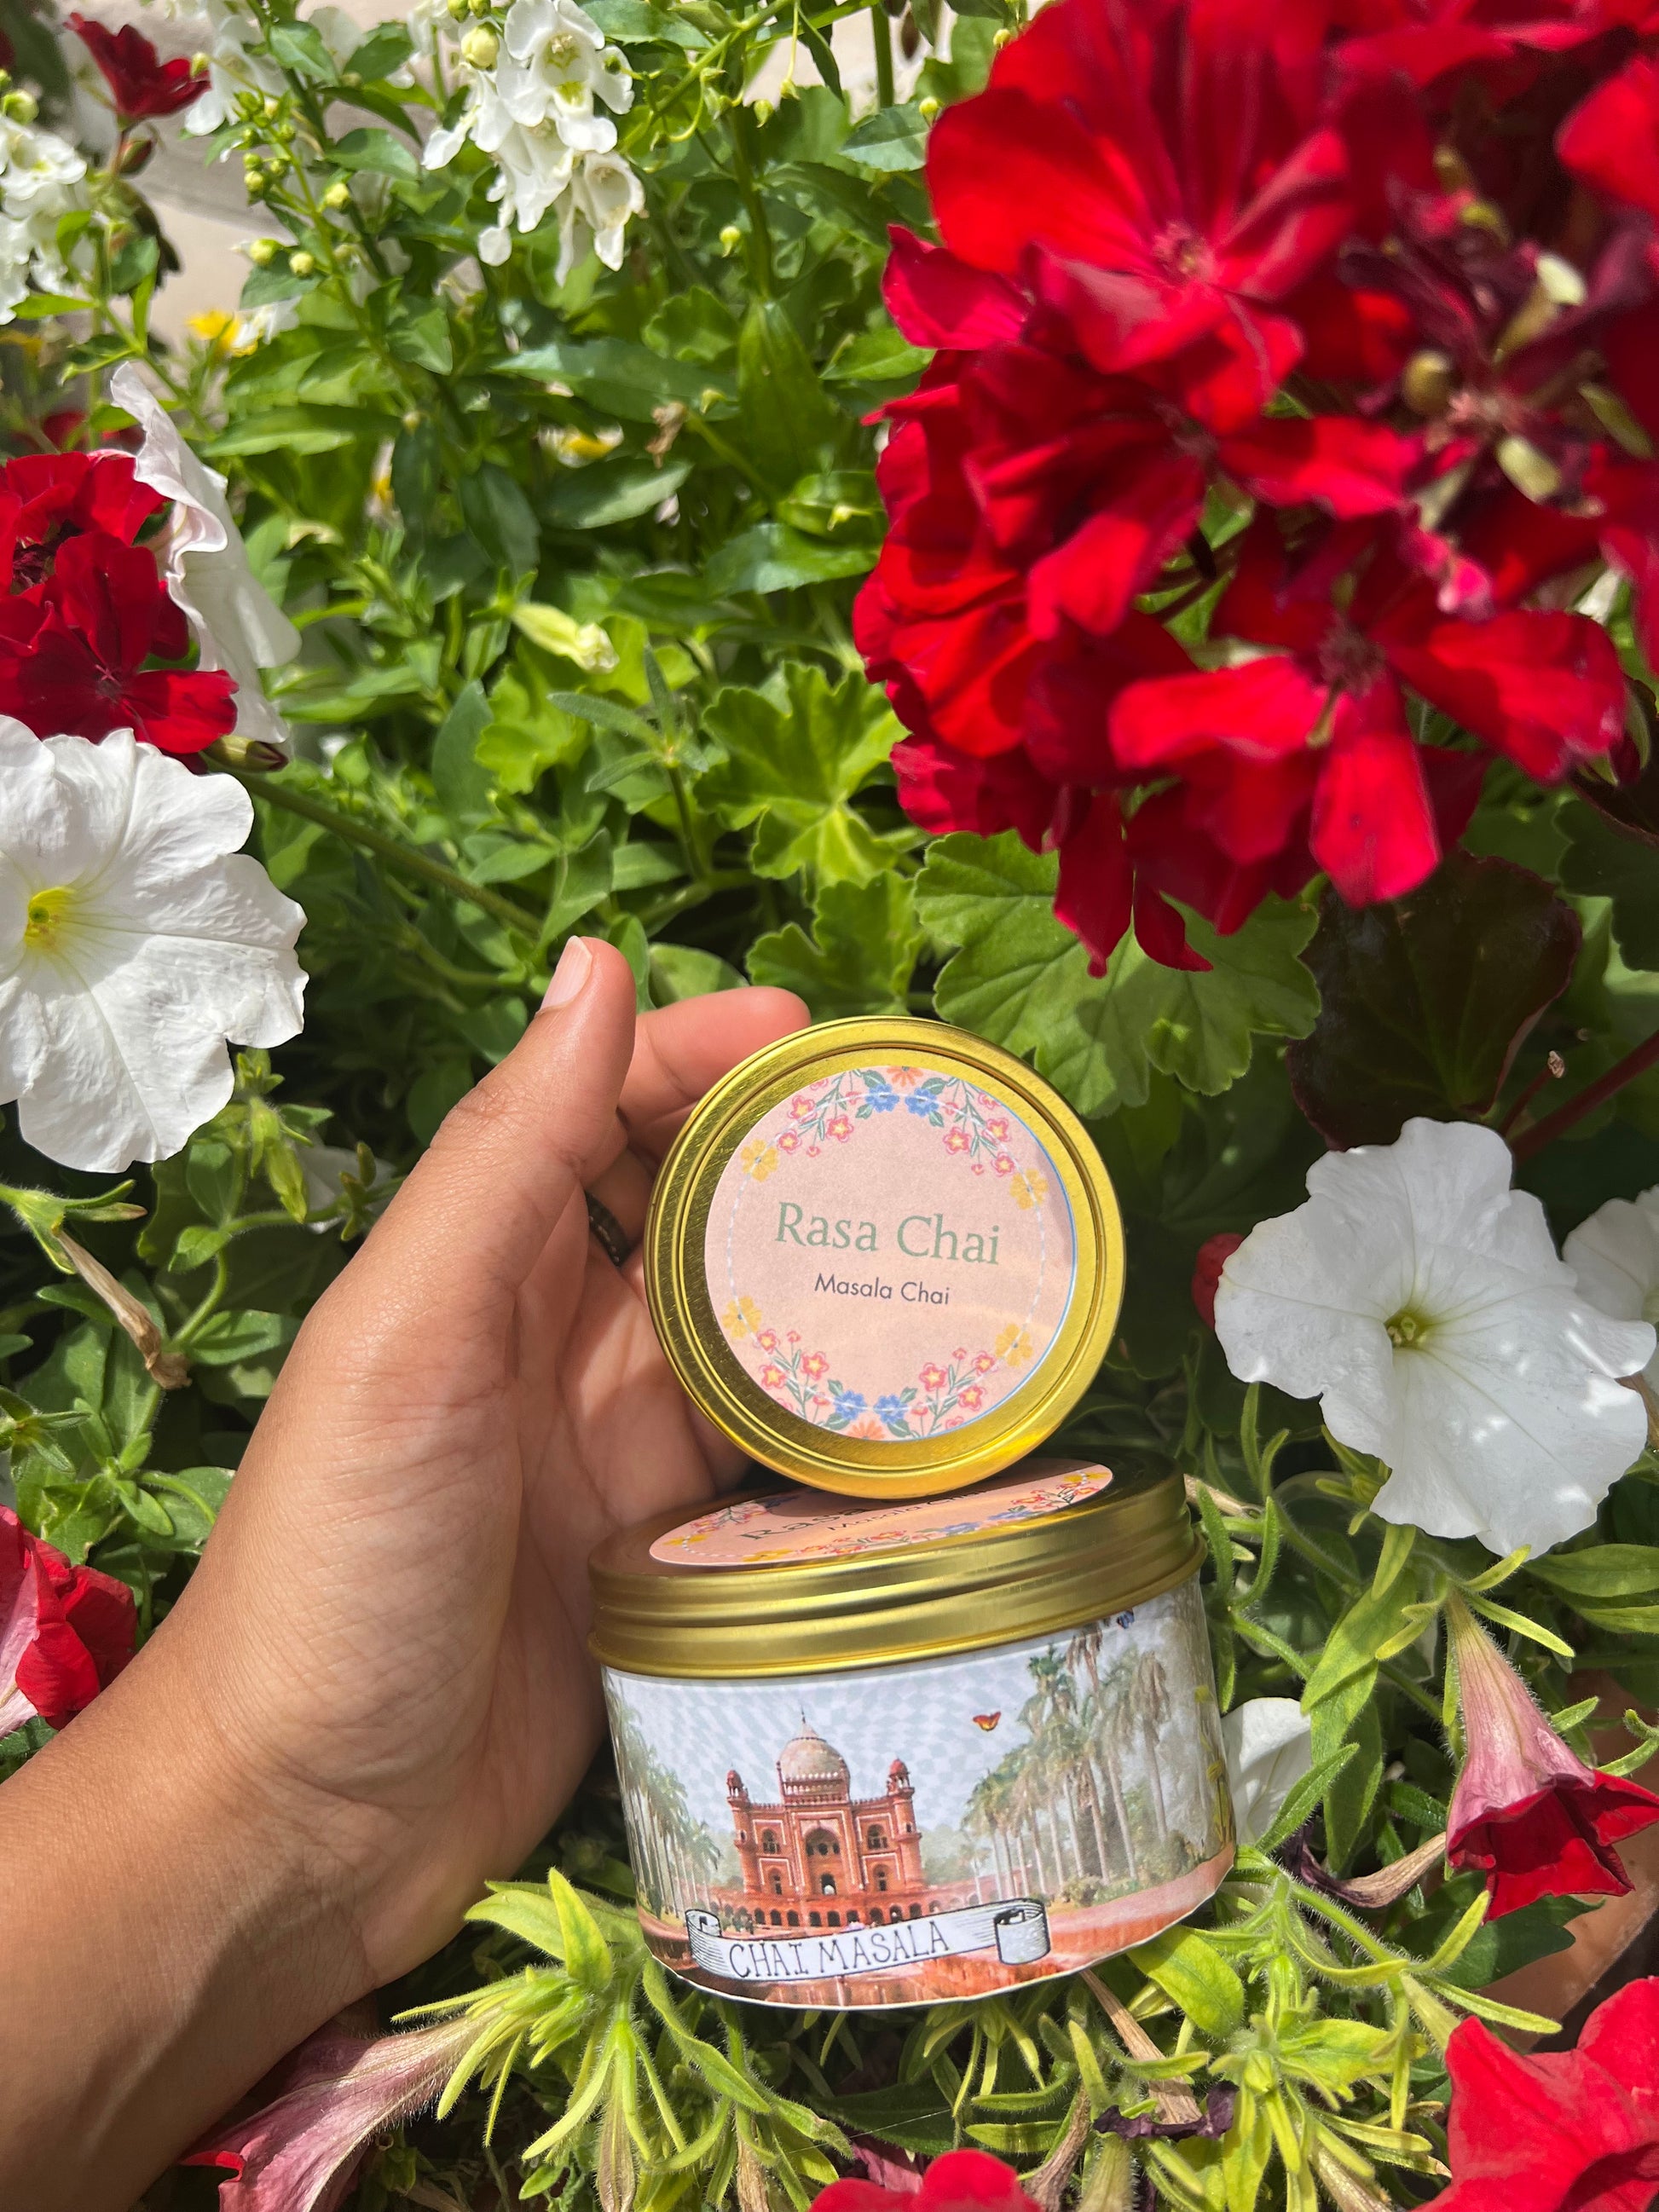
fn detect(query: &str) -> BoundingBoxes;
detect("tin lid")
[644,1018,1124,1498]
[588,1458,1200,1678]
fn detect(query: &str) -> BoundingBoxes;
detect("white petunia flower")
[561,147,645,275]
[1221,1697,1313,1847]
[0,118,88,322]
[1565,1187,1659,1392]
[1213,1118,1655,1557]
[0,725,305,1174]
[110,366,301,756]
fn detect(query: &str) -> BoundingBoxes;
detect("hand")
[170,939,805,1972]
[0,942,805,2207]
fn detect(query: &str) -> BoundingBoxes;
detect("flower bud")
[917,95,939,118]
[322,180,352,209]
[718,223,743,256]
[341,68,362,86]
[1401,349,1456,417]
[402,408,425,430]
[288,249,317,278]
[2,88,37,123]
[244,164,267,192]
[247,236,279,266]
[460,25,499,65]
[991,25,1013,44]
[263,94,281,118]
[752,95,772,124]
[447,0,470,18]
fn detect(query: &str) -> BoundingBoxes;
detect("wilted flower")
[1425,1978,1659,2212]
[0,1501,135,1736]
[110,366,301,755]
[1214,1119,1654,1556]
[0,725,305,1172]
[1444,1595,1659,1917]
[185,2014,480,2212]
[1564,1187,1659,1396]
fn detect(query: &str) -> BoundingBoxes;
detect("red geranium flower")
[0,530,236,754]
[919,0,1354,430]
[1425,1978,1659,2212]
[0,449,164,592]
[68,15,207,123]
[815,2148,1038,2212]
[1444,1595,1659,1915]
[0,1503,135,1736]
[1109,517,1618,906]
[1192,1232,1245,1329]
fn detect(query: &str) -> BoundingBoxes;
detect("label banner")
[684,1898,1050,1986]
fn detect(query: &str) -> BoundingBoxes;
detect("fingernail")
[542,935,593,1012]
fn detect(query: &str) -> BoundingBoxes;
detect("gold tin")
[590,1464,1230,2009]
[645,1018,1124,1499]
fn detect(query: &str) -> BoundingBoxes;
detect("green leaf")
[460,464,540,575]
[1285,853,1580,1146]
[387,297,453,375]
[705,523,875,595]
[545,455,693,529]
[1131,1927,1246,2036]
[188,1311,291,1367]
[702,665,905,885]
[205,406,390,459]
[332,124,422,181]
[749,875,922,1015]
[1527,1545,1659,1602]
[269,18,336,75]
[500,336,731,419]
[916,833,1320,1118]
[431,680,495,820]
[737,299,841,496]
[841,101,930,170]
[650,944,745,1002]
[343,26,413,82]
[1561,796,1659,970]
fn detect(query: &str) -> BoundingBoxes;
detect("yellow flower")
[721,1296,763,1340]
[1010,1169,1049,1212]
[994,1325,1033,1367]
[188,309,259,359]
[738,1139,779,1181]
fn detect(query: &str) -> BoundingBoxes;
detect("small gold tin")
[645,1018,1124,1499]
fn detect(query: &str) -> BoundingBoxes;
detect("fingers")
[336,939,640,1322]
[581,985,808,1248]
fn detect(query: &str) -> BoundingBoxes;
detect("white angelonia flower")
[1221,1698,1312,1847]
[1565,1187,1659,1393]
[183,9,285,139]
[1213,1118,1655,1557]
[110,367,302,756]
[500,0,632,152]
[0,725,306,1174]
[560,147,644,276]
[0,118,88,323]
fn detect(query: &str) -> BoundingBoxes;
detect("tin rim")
[588,1464,1199,1678]
[643,1018,1125,1499]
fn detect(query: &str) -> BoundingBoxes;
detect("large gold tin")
[589,1462,1198,1678]
[644,1018,1124,1499]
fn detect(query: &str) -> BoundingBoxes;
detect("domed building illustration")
[716,1720,975,1934]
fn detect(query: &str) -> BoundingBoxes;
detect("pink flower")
[985,1120,1009,1141]
[778,1130,801,1152]
[973,1352,996,1374]
[802,1352,830,1381]
[1445,1596,1659,1917]
[920,1363,949,1389]
[958,1385,986,1411]
[827,1114,853,1142]
[755,1329,779,1353]
[789,1094,815,1119]
[760,1364,786,1389]
[815,2148,1040,2212]
[787,1330,802,1345]
[993,1154,1014,1176]
[0,1503,135,1736]
[945,1128,970,1154]
[185,2014,478,2212]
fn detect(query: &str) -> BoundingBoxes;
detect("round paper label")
[702,1062,1078,1442]
[650,1462,1113,1567]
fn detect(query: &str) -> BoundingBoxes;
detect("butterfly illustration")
[971,1712,1002,1732]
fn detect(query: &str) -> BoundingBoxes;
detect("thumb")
[333,938,639,1325]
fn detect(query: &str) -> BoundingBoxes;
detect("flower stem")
[870,0,896,104]
[1509,1025,1659,1161]
[223,768,542,939]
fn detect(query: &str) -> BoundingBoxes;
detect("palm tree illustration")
[1066,1623,1137,1880]
[1128,1650,1172,1841]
